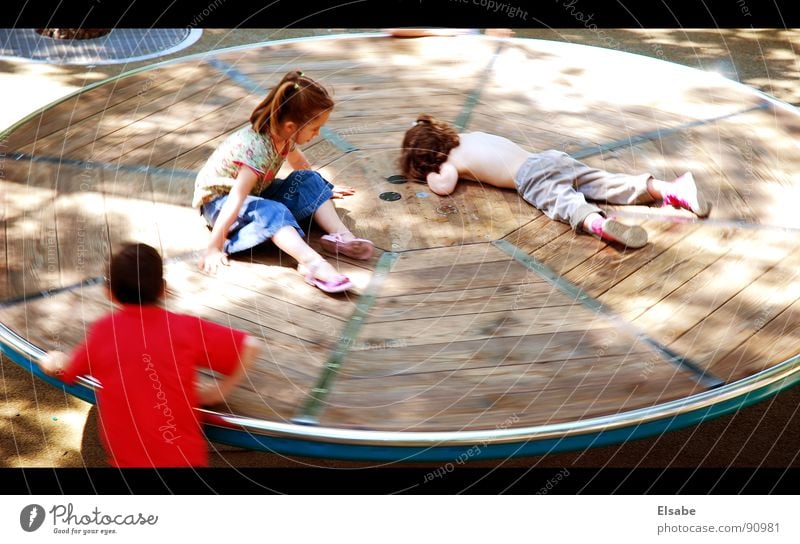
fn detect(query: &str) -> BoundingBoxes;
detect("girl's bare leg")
[271,225,340,281]
[312,200,357,242]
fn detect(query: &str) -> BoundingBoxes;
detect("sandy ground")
[2,28,799,471]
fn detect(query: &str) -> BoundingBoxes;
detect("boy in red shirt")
[40,243,262,468]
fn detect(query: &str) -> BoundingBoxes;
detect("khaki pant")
[513,150,654,230]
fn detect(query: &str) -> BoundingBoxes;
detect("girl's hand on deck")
[199,249,229,274]
[332,185,355,199]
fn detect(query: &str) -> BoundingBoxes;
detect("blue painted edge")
[0,343,96,405]
[4,320,800,462]
[203,373,800,462]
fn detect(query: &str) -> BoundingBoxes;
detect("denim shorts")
[201,170,334,255]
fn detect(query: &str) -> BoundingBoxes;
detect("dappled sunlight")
[0,177,55,217]
[5,31,800,453]
[0,61,85,128]
[749,178,800,229]
[3,403,90,467]
[1,355,93,468]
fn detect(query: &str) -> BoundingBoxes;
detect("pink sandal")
[320,232,374,260]
[298,260,354,294]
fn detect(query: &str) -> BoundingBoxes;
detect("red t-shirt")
[61,304,247,468]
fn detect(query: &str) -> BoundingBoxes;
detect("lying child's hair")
[250,70,335,136]
[399,114,460,182]
[108,243,164,305]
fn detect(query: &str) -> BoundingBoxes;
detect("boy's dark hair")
[398,114,461,183]
[250,70,335,137]
[108,243,164,305]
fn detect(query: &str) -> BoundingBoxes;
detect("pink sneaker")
[662,172,711,218]
[589,217,648,249]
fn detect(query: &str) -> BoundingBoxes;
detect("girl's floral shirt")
[192,125,293,208]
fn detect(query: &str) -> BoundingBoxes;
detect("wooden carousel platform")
[2,33,800,459]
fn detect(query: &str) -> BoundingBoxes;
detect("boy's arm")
[426,162,459,195]
[40,338,92,384]
[197,335,263,406]
[40,350,70,377]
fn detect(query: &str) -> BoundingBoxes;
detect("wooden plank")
[299,227,385,276]
[356,303,608,348]
[630,227,794,350]
[325,150,427,251]
[342,327,656,378]
[163,290,334,421]
[164,126,239,171]
[390,243,509,273]
[293,137,345,169]
[20,63,221,158]
[597,223,743,321]
[469,105,605,150]
[116,97,249,170]
[88,90,248,168]
[503,214,568,254]
[379,258,542,298]
[4,72,171,151]
[668,235,800,376]
[319,353,703,430]
[710,290,800,382]
[530,228,604,277]
[564,219,698,299]
[164,258,361,322]
[501,39,764,125]
[0,283,114,354]
[52,162,111,286]
[370,281,567,322]
[163,261,349,346]
[3,161,60,297]
[97,167,161,253]
[162,84,360,173]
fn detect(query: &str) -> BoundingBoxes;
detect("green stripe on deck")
[453,42,506,132]
[571,102,770,160]
[491,239,725,388]
[292,251,399,424]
